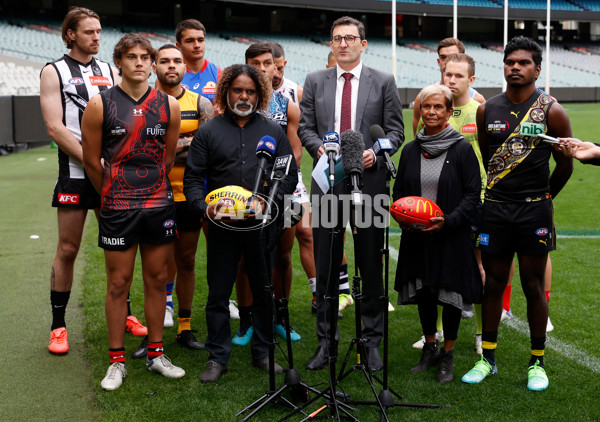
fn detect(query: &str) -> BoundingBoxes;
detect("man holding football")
[183,64,297,383]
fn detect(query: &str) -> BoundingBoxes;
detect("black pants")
[205,222,272,365]
[313,193,384,348]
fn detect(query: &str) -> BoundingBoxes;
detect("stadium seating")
[1,19,600,95]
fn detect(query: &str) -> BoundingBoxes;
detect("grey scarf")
[416,125,463,202]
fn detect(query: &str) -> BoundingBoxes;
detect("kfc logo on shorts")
[535,228,549,236]
[69,77,84,86]
[58,193,80,204]
[163,219,175,228]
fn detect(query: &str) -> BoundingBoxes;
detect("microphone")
[322,131,340,188]
[340,129,365,205]
[264,154,293,222]
[248,135,277,215]
[370,124,397,179]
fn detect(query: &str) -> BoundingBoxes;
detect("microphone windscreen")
[369,124,386,142]
[340,130,365,176]
[256,135,277,158]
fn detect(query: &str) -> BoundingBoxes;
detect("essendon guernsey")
[99,86,173,210]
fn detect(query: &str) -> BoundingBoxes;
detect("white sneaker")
[164,306,174,328]
[546,316,554,332]
[101,362,126,390]
[475,334,483,355]
[146,354,185,379]
[388,302,395,312]
[229,300,240,320]
[500,309,513,322]
[412,330,444,349]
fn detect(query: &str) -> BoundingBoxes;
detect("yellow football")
[205,185,252,216]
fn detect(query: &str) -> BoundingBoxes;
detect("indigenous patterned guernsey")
[99,86,173,210]
[483,89,555,202]
[48,55,114,179]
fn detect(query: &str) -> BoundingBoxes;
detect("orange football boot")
[125,315,148,337]
[48,327,69,354]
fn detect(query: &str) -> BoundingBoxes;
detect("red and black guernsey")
[99,86,173,210]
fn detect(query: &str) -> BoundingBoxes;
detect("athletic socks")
[239,305,252,327]
[502,285,512,312]
[530,336,546,367]
[147,342,163,360]
[474,303,483,335]
[436,305,444,333]
[308,278,316,295]
[109,348,126,364]
[545,290,551,303]
[482,331,498,366]
[338,264,349,294]
[178,309,191,334]
[126,292,132,316]
[166,281,175,308]
[50,290,70,330]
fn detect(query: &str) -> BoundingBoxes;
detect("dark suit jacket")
[298,64,404,196]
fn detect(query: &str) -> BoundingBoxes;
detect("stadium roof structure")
[218,0,600,21]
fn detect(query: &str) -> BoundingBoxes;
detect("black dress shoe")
[252,356,284,373]
[175,330,205,350]
[201,360,227,383]
[366,346,383,372]
[132,335,148,359]
[306,346,328,370]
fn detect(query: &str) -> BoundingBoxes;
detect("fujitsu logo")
[58,193,79,204]
[146,124,166,136]
[133,108,143,116]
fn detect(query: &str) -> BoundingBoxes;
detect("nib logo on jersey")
[487,120,508,133]
[146,124,166,136]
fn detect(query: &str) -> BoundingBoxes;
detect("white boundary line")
[505,317,600,374]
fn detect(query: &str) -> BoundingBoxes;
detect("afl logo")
[163,219,175,228]
[535,228,549,236]
[218,198,235,208]
[266,142,275,150]
[69,77,84,86]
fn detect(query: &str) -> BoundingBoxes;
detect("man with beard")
[462,36,572,391]
[184,64,297,383]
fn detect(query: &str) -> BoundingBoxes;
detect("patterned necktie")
[340,72,353,134]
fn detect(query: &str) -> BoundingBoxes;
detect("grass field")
[2,105,599,421]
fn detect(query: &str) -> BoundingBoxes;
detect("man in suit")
[298,16,404,371]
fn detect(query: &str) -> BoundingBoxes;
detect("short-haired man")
[443,53,487,354]
[269,42,303,104]
[40,7,147,354]
[462,36,573,391]
[299,16,404,372]
[175,19,221,103]
[412,37,485,136]
[184,64,297,383]
[82,33,185,390]
[132,44,215,358]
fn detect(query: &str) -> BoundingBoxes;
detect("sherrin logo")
[163,219,175,228]
[202,81,217,95]
[462,124,477,133]
[69,77,84,86]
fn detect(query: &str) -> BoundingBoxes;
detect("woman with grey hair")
[393,84,482,383]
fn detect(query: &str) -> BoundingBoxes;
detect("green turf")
[3,104,600,421]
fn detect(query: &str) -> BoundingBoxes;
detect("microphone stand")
[339,159,449,420]
[281,172,359,422]
[238,176,322,421]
